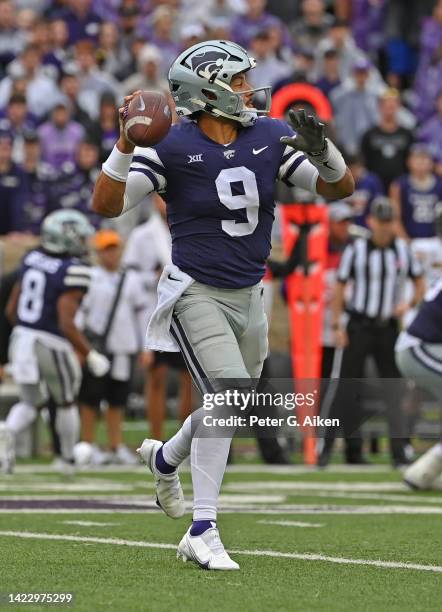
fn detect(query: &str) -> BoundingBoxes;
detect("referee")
[319,197,425,466]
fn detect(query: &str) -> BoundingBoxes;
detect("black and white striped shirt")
[337,237,423,319]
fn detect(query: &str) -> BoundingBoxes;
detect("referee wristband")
[307,139,346,184]
[102,144,134,183]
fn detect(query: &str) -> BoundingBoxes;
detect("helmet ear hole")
[202,89,218,101]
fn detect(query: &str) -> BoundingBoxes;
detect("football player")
[396,278,442,490]
[1,210,110,474]
[92,40,354,570]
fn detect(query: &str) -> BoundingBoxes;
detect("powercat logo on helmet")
[188,49,230,80]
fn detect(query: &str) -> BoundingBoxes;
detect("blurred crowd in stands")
[0,0,441,242]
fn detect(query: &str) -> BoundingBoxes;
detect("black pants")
[324,316,406,461]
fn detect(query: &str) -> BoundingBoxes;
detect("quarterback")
[92,40,354,570]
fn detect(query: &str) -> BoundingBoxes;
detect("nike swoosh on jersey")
[253,146,269,155]
[168,274,180,281]
[137,96,146,112]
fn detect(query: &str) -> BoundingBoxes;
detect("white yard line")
[0,531,440,573]
[11,464,394,475]
[257,520,324,528]
[0,504,442,514]
[225,481,410,492]
[61,521,120,527]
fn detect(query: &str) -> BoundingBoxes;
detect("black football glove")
[280,109,326,155]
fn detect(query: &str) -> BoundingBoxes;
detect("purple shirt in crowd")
[38,121,85,171]
[417,114,442,162]
[55,7,102,44]
[230,12,294,51]
[347,170,385,227]
[351,0,387,54]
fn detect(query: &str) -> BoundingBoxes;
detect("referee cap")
[370,197,394,222]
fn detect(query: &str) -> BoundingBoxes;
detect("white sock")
[162,406,233,522]
[55,406,80,462]
[191,435,232,522]
[5,402,37,435]
[162,409,204,467]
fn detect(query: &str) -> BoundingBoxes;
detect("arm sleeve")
[337,244,355,282]
[123,146,167,213]
[276,122,319,193]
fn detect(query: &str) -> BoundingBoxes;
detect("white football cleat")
[137,439,185,519]
[177,525,240,570]
[404,445,442,490]
[0,422,15,475]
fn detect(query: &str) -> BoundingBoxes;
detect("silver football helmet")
[41,210,94,256]
[168,40,271,127]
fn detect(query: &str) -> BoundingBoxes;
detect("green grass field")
[1,438,442,612]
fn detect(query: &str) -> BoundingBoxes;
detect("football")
[124,91,172,148]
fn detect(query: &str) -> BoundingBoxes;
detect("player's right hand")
[117,90,143,153]
[86,350,111,377]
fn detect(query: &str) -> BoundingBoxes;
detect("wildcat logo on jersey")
[189,49,229,80]
[224,150,236,160]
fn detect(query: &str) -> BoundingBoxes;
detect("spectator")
[289,0,333,54]
[97,21,132,79]
[77,229,146,465]
[49,138,102,228]
[0,132,25,235]
[0,43,61,117]
[59,64,94,128]
[247,31,292,91]
[230,0,292,52]
[314,17,380,85]
[38,99,85,171]
[180,23,206,51]
[330,57,379,156]
[361,89,414,191]
[345,153,384,227]
[0,0,27,73]
[272,49,315,94]
[57,0,101,45]
[13,130,55,234]
[314,47,341,97]
[89,92,119,163]
[0,93,37,163]
[117,3,141,59]
[43,18,70,77]
[142,5,180,77]
[417,91,442,164]
[390,145,442,241]
[74,38,121,120]
[122,44,168,96]
[346,0,387,59]
[413,0,442,122]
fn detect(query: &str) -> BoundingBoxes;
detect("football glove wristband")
[86,350,111,378]
[307,139,347,184]
[102,144,134,183]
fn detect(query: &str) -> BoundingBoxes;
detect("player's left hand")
[281,109,326,155]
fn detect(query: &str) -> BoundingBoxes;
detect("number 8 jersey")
[16,248,91,337]
[126,117,319,288]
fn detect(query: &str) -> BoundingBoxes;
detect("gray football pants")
[163,281,268,521]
